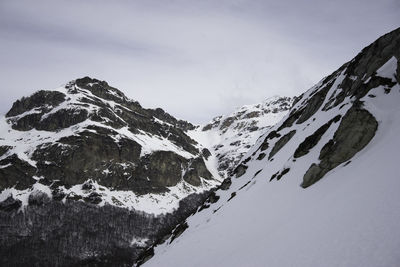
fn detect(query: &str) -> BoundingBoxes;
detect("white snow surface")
[145,58,400,267]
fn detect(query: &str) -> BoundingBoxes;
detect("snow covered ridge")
[232,38,400,188]
[0,77,220,214]
[143,27,400,267]
[189,96,294,178]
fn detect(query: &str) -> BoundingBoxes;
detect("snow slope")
[144,29,400,267]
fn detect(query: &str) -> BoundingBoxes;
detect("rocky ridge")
[0,77,220,209]
[0,77,221,266]
[144,27,400,267]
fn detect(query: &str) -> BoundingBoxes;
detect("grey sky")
[0,0,399,123]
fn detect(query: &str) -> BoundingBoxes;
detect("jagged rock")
[296,84,331,124]
[324,28,400,111]
[6,90,66,117]
[219,178,232,190]
[183,157,213,186]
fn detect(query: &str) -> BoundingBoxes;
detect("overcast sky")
[0,0,399,123]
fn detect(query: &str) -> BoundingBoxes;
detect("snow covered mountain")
[0,77,220,212]
[189,96,293,178]
[1,26,399,267]
[0,77,222,266]
[144,28,400,267]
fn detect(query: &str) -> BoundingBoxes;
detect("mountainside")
[189,96,293,178]
[144,28,400,267]
[0,77,221,266]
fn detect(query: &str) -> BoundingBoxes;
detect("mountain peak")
[191,96,294,178]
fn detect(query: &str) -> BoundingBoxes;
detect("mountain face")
[1,27,399,267]
[189,96,293,178]
[0,77,222,266]
[144,28,400,267]
[0,76,292,266]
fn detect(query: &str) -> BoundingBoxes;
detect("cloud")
[0,0,399,123]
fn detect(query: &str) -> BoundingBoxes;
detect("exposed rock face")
[1,77,214,195]
[192,96,293,178]
[0,154,37,190]
[235,27,400,188]
[268,130,296,159]
[294,115,341,158]
[302,106,378,188]
[6,90,66,117]
[0,77,219,266]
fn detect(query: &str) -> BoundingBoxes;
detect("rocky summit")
[0,77,222,266]
[1,27,400,267]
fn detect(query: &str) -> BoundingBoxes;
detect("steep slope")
[0,77,220,266]
[189,96,293,178]
[145,27,400,267]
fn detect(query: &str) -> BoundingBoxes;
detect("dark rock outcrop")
[294,115,341,158]
[268,130,296,159]
[0,155,37,190]
[302,107,378,188]
[6,90,66,117]
[0,196,22,212]
[1,77,212,195]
